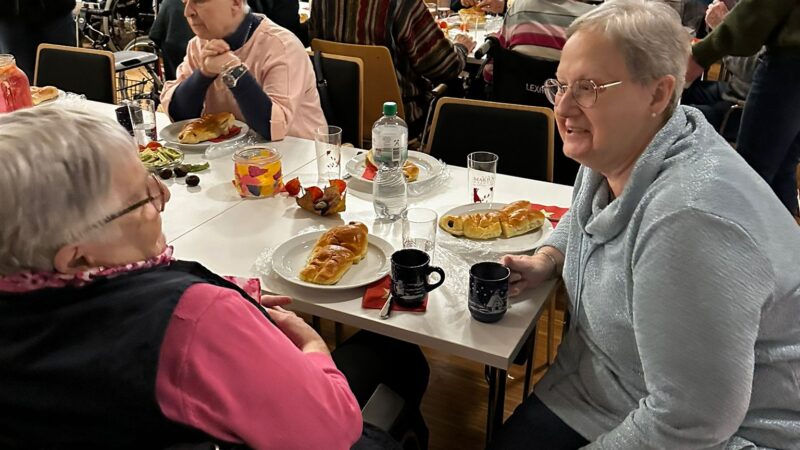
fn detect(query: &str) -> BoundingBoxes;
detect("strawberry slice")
[285,177,302,196]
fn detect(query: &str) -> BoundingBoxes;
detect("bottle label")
[372,131,408,164]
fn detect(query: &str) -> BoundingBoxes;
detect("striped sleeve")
[395,0,466,83]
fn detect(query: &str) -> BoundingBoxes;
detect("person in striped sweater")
[310,0,476,138]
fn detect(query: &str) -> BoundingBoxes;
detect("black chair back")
[310,52,364,148]
[34,44,116,103]
[485,38,579,185]
[426,98,553,182]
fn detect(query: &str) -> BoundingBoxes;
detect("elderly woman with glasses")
[0,108,433,448]
[493,1,800,449]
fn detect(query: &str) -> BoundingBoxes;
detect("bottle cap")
[383,102,397,116]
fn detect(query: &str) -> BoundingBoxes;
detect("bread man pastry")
[498,201,545,238]
[178,112,236,144]
[438,201,545,240]
[30,86,59,105]
[463,212,503,240]
[299,222,369,284]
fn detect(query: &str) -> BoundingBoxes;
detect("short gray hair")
[567,0,691,115]
[0,108,135,274]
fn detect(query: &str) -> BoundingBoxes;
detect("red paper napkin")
[361,161,377,181]
[529,203,569,226]
[209,125,242,143]
[362,275,428,312]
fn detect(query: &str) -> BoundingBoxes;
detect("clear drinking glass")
[314,125,342,183]
[402,208,439,260]
[128,99,157,146]
[468,151,498,203]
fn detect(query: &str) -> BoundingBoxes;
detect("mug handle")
[424,266,446,292]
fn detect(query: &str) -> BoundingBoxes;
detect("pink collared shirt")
[162,16,327,141]
[156,283,362,449]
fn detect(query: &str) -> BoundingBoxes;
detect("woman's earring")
[651,112,657,118]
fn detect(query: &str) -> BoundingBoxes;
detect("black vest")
[0,261,268,449]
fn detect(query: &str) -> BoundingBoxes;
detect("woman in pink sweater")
[161,0,326,141]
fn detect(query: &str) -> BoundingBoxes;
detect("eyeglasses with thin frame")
[543,79,623,108]
[90,174,167,230]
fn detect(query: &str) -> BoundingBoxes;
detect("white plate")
[160,118,249,151]
[438,202,553,253]
[272,231,394,290]
[345,151,443,185]
[34,89,66,107]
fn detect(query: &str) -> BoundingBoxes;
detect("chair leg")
[522,328,535,402]
[547,293,556,365]
[311,315,322,332]
[334,322,344,346]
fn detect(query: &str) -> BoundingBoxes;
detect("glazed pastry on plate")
[178,112,236,144]
[298,222,369,284]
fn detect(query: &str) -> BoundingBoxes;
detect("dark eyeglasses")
[543,79,623,108]
[94,174,167,228]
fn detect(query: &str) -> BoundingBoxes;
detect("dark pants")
[682,80,740,141]
[333,330,430,449]
[488,394,589,450]
[736,51,800,216]
[0,14,77,83]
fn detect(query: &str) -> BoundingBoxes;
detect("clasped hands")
[460,0,504,14]
[199,39,242,78]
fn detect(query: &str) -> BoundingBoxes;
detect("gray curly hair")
[0,108,136,275]
[568,0,691,116]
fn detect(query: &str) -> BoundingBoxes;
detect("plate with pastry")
[160,112,249,151]
[272,221,395,290]
[438,201,552,253]
[344,150,440,185]
[30,86,63,106]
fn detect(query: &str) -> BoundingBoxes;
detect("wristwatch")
[222,63,248,88]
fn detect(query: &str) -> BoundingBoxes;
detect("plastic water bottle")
[372,102,408,221]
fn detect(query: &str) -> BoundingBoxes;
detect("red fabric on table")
[208,125,242,143]
[362,275,427,312]
[529,203,569,226]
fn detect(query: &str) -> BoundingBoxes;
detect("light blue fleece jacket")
[537,106,800,449]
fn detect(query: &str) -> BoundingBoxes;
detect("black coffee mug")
[469,262,510,323]
[390,249,445,307]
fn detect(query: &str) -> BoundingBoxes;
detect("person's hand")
[267,306,330,354]
[500,253,554,297]
[453,33,477,54]
[685,54,705,83]
[477,0,504,14]
[460,0,478,7]
[199,39,239,77]
[260,294,292,308]
[705,0,729,30]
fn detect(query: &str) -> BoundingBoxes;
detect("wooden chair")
[426,97,554,182]
[34,44,116,103]
[310,52,364,148]
[310,39,405,146]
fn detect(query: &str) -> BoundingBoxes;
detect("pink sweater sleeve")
[156,283,363,449]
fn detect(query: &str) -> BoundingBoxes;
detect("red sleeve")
[156,283,363,449]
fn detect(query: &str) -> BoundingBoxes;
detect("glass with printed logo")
[467,151,498,203]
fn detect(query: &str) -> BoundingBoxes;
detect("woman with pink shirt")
[0,108,430,449]
[161,0,326,141]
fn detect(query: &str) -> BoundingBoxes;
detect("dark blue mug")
[469,262,510,323]
[390,249,445,308]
